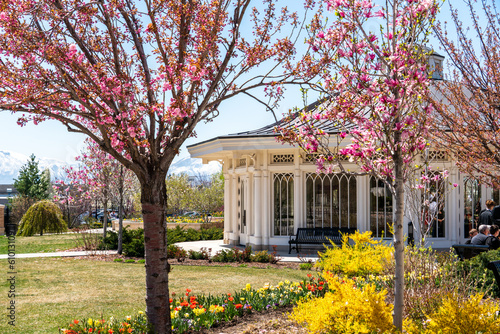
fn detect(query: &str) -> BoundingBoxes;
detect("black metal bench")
[288,227,356,254]
[452,244,490,261]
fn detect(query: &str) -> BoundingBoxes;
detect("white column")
[230,173,239,245]
[449,168,460,244]
[253,171,262,247]
[294,169,302,232]
[223,172,231,244]
[247,173,253,238]
[357,175,369,232]
[263,171,270,249]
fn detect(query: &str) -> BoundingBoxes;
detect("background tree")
[432,0,500,187]
[165,173,193,216]
[278,0,439,329]
[191,170,224,220]
[53,176,93,228]
[11,154,51,224]
[55,139,137,248]
[17,200,67,236]
[0,1,322,332]
[54,142,115,238]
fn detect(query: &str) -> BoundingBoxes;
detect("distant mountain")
[0,150,220,184]
[0,150,69,184]
[169,156,221,176]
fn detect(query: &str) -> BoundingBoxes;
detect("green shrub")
[102,227,145,257]
[113,258,123,262]
[454,249,500,297]
[124,259,136,263]
[199,226,224,240]
[167,225,224,244]
[251,250,272,263]
[17,200,67,236]
[212,246,252,263]
[137,259,145,264]
[188,248,210,260]
[123,238,145,258]
[299,262,313,270]
[212,249,237,262]
[167,244,187,260]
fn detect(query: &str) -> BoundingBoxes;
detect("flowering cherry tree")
[278,0,439,329]
[0,1,321,332]
[433,0,500,188]
[54,139,136,246]
[53,173,92,228]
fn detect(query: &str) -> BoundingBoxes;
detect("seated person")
[486,225,500,250]
[471,225,490,245]
[465,229,478,244]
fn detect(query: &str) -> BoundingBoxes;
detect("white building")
[187,53,498,251]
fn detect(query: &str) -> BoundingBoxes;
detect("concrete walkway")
[0,240,320,263]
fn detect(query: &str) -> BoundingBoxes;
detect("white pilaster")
[223,171,231,244]
[263,170,270,249]
[229,173,239,245]
[247,173,253,239]
[449,168,460,244]
[294,169,302,231]
[357,175,369,232]
[253,170,262,247]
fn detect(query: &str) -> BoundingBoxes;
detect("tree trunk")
[140,173,171,334]
[118,166,124,255]
[103,200,108,239]
[393,145,405,330]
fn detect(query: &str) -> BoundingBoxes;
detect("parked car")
[182,211,200,218]
[95,209,117,222]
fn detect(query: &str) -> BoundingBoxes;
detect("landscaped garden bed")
[7,231,500,333]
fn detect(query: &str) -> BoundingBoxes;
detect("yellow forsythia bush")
[290,275,395,334]
[422,292,500,334]
[316,231,393,277]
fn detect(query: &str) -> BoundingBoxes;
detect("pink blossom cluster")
[290,0,439,183]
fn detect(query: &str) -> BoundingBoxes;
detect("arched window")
[305,173,357,229]
[369,176,393,238]
[273,173,294,236]
[426,171,446,238]
[464,177,480,237]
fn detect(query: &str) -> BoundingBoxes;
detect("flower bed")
[60,275,326,334]
[60,312,150,334]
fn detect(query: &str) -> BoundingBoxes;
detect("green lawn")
[0,257,310,333]
[0,234,79,254]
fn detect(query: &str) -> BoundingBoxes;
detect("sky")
[0,0,463,165]
[0,91,300,164]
